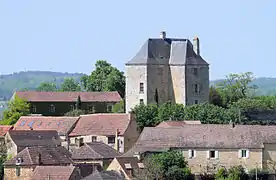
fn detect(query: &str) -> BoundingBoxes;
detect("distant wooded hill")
[0,71,85,100]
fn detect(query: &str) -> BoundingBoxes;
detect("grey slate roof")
[4,146,72,166]
[123,124,276,157]
[71,142,121,160]
[126,38,208,65]
[81,170,123,180]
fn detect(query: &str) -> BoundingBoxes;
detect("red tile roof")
[69,114,131,137]
[15,91,122,102]
[14,116,79,135]
[31,165,78,180]
[0,125,13,136]
[156,120,201,127]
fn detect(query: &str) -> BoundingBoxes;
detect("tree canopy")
[60,78,81,92]
[81,60,125,97]
[36,82,57,92]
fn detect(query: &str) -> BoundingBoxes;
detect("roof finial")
[160,31,166,39]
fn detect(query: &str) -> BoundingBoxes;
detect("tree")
[36,82,57,92]
[112,100,125,113]
[136,150,191,180]
[215,72,257,107]
[81,60,125,97]
[209,86,223,107]
[0,95,30,125]
[76,95,81,110]
[157,102,185,121]
[60,78,81,92]
[131,104,159,132]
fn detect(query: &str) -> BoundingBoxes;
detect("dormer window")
[16,157,23,165]
[49,104,55,113]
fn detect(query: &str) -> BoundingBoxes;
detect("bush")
[64,109,85,116]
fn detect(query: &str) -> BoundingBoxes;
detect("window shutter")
[246,150,250,158]
[215,151,219,159]
[194,150,197,158]
[188,150,192,158]
[238,150,242,158]
[206,151,210,159]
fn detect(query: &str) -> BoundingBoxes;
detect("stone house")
[124,124,276,174]
[3,146,73,180]
[30,165,81,180]
[5,130,61,157]
[0,125,13,145]
[125,31,209,112]
[13,116,80,148]
[70,142,121,173]
[13,91,122,116]
[107,157,144,180]
[69,113,139,153]
[156,120,201,127]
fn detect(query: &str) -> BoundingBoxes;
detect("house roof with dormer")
[126,37,208,66]
[14,91,122,103]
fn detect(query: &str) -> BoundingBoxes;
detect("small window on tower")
[194,84,199,93]
[139,83,144,93]
[193,68,198,76]
[140,99,144,105]
[195,100,198,104]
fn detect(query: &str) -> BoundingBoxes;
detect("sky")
[0,0,275,80]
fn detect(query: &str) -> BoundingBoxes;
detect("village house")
[13,116,80,148]
[13,91,122,116]
[31,165,81,180]
[156,120,201,127]
[107,157,144,180]
[3,146,73,180]
[0,125,13,145]
[69,113,139,153]
[71,141,121,170]
[5,130,61,157]
[123,124,276,174]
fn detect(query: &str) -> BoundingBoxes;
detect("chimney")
[115,129,119,152]
[193,36,200,55]
[160,31,166,39]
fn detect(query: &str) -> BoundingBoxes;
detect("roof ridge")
[86,143,103,158]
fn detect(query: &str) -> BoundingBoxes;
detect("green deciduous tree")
[0,95,30,125]
[76,95,82,110]
[112,100,125,113]
[36,82,57,92]
[157,102,185,121]
[64,109,85,116]
[137,150,191,180]
[60,78,81,92]
[81,60,125,97]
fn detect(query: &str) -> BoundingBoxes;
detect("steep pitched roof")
[4,146,72,166]
[126,38,208,66]
[156,120,201,127]
[71,142,121,160]
[81,170,123,180]
[69,114,131,136]
[0,125,13,136]
[14,116,79,136]
[124,125,276,156]
[8,130,60,152]
[31,165,79,180]
[114,157,143,175]
[15,91,122,102]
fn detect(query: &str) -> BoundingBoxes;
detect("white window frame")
[207,150,219,159]
[139,82,144,93]
[238,149,249,158]
[49,104,55,113]
[188,149,196,159]
[139,99,144,105]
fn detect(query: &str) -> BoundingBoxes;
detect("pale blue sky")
[0,0,275,80]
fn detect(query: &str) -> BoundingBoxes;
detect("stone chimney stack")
[193,36,200,55]
[160,31,166,39]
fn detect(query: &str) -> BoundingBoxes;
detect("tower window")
[194,84,199,93]
[139,83,144,93]
[193,68,198,76]
[139,99,144,105]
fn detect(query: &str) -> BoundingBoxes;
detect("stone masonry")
[125,31,209,112]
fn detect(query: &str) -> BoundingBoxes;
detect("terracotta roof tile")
[156,120,201,127]
[69,114,131,136]
[124,124,276,156]
[31,165,78,180]
[14,116,79,135]
[4,146,72,166]
[71,142,121,160]
[0,125,13,136]
[115,157,143,175]
[15,91,122,102]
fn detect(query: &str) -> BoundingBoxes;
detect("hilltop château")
[125,31,210,112]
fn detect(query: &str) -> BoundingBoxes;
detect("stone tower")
[125,32,209,113]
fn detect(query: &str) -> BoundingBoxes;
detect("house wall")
[107,159,130,180]
[262,144,276,172]
[29,102,117,116]
[180,148,262,174]
[5,133,17,158]
[4,167,34,180]
[123,118,140,153]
